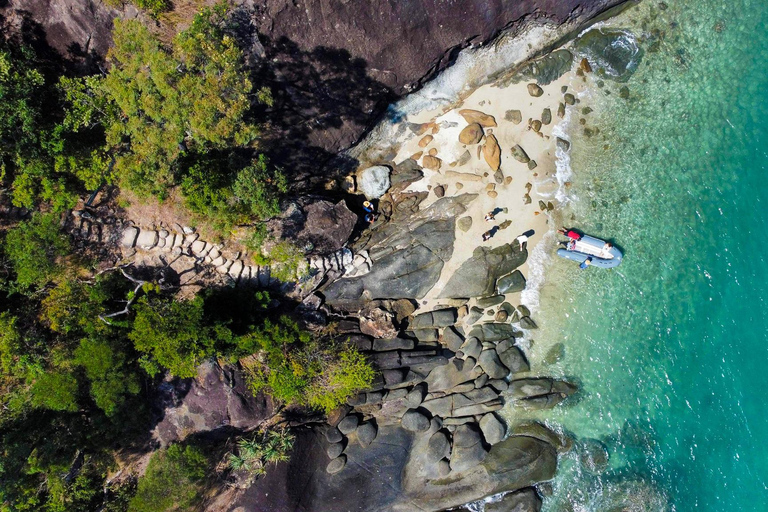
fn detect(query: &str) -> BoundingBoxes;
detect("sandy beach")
[377,62,590,310]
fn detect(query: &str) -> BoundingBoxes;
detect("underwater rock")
[574,28,643,82]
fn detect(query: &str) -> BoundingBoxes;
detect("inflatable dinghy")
[557,234,623,269]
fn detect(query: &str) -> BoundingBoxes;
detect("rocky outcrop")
[152,362,273,446]
[439,243,528,298]
[321,195,476,307]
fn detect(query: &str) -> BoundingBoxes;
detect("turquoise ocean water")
[520,0,768,510]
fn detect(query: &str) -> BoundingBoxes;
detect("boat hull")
[556,235,623,268]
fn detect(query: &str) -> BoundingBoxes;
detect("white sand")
[380,63,591,311]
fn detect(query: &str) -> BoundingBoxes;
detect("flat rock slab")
[439,244,527,299]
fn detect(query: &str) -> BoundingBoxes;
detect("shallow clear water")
[521,1,768,510]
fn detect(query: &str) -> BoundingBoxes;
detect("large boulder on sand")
[459,123,484,144]
[459,109,497,127]
[359,165,391,199]
[439,243,527,299]
[322,196,476,306]
[483,134,501,171]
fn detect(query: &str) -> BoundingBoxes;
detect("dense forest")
[0,4,373,510]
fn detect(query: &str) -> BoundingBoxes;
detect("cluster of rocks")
[319,294,577,480]
[120,226,279,287]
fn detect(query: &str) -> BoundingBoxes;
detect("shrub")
[4,213,71,291]
[305,347,377,414]
[129,295,217,378]
[227,429,294,477]
[240,323,376,413]
[30,371,79,412]
[129,444,210,512]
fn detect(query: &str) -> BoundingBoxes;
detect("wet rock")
[519,316,538,329]
[483,134,501,171]
[556,137,571,152]
[541,108,552,125]
[563,93,576,105]
[477,295,505,308]
[515,49,574,85]
[497,270,527,294]
[485,488,542,512]
[459,123,484,145]
[512,421,572,453]
[511,144,531,163]
[619,85,630,99]
[402,409,431,432]
[557,102,566,118]
[575,28,642,82]
[579,438,610,474]
[357,421,378,448]
[359,165,391,199]
[478,350,510,379]
[582,106,593,115]
[527,160,537,170]
[459,109,497,127]
[544,343,565,364]
[505,109,523,124]
[495,310,508,322]
[338,415,360,435]
[527,83,544,97]
[479,413,506,445]
[458,216,473,232]
[422,155,442,171]
[517,305,531,318]
[327,442,345,459]
[326,455,347,474]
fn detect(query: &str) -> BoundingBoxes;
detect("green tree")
[29,371,79,412]
[129,295,219,378]
[64,5,263,197]
[4,213,71,291]
[129,444,210,512]
[74,337,140,416]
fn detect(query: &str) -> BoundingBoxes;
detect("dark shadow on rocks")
[243,28,396,192]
